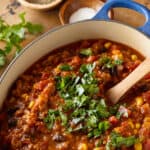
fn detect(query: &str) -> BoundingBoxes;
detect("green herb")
[44,109,68,129]
[80,63,96,73]
[99,55,123,70]
[106,131,138,150]
[0,12,43,67]
[59,64,73,71]
[87,115,98,128]
[109,103,127,119]
[98,121,110,132]
[109,104,120,115]
[59,111,68,126]
[88,120,110,138]
[44,63,111,138]
[56,63,98,100]
[76,84,85,96]
[114,59,123,65]
[43,109,59,129]
[80,48,93,56]
[99,55,112,68]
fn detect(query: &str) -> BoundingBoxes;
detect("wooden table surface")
[0,0,150,75]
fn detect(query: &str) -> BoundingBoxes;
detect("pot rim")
[0,19,149,84]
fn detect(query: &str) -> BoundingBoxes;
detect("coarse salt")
[69,7,98,23]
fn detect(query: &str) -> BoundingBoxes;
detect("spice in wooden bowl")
[18,0,63,10]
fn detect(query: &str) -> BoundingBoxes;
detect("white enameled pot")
[0,0,150,108]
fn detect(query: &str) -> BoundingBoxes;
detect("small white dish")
[59,0,113,25]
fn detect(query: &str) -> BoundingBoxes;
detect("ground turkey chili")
[0,39,150,150]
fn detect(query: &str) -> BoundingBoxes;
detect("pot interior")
[0,20,150,108]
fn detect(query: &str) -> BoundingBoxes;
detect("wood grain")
[0,0,61,74]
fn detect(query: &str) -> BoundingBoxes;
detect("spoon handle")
[106,58,150,104]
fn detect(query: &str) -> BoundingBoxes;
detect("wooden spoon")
[106,58,150,104]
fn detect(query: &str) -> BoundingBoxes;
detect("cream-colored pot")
[0,20,150,108]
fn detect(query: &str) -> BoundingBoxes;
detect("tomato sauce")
[0,39,150,150]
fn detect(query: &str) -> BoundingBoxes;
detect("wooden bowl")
[18,0,63,10]
[59,0,113,25]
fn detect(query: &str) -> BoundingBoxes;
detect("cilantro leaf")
[19,12,26,24]
[59,111,68,126]
[106,131,138,149]
[80,63,96,74]
[24,22,43,34]
[109,104,120,115]
[76,84,85,96]
[99,54,123,71]
[59,64,73,71]
[114,59,123,65]
[44,109,59,129]
[86,115,98,128]
[98,121,110,132]
[80,48,93,56]
[87,120,110,138]
[19,12,43,34]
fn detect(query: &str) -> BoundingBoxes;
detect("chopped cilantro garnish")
[88,120,110,138]
[45,62,131,139]
[114,59,123,65]
[80,48,93,56]
[44,109,68,129]
[99,54,123,71]
[43,109,59,129]
[59,111,68,126]
[44,63,112,137]
[98,121,110,132]
[80,63,96,74]
[109,104,120,115]
[106,131,138,150]
[59,64,73,71]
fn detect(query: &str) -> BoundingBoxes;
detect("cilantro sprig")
[106,131,138,150]
[0,12,43,67]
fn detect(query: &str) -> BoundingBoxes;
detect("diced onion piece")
[118,106,129,118]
